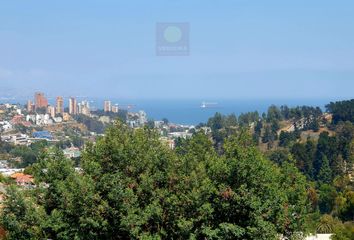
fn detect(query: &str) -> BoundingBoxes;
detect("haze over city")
[1,0,354,100]
[0,1,354,239]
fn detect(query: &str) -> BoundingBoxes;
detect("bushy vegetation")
[92,109,128,122]
[0,140,48,167]
[204,100,354,238]
[326,99,354,124]
[1,99,353,239]
[1,122,312,239]
[74,114,106,134]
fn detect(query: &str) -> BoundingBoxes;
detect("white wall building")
[0,121,13,132]
[138,110,147,126]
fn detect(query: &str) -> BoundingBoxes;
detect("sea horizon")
[2,97,349,125]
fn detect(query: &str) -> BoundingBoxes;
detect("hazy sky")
[0,0,354,100]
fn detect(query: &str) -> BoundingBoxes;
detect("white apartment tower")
[69,97,77,115]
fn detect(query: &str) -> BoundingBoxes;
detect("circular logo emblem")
[163,26,182,43]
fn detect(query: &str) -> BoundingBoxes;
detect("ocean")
[4,97,343,125]
[85,98,337,125]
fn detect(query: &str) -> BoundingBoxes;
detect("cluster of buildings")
[0,130,54,146]
[12,92,93,127]
[27,95,123,118]
[0,104,27,132]
[1,134,29,145]
[0,160,32,189]
[0,120,12,131]
[103,100,119,113]
[0,92,202,151]
[152,121,209,149]
[126,110,147,128]
[27,92,91,118]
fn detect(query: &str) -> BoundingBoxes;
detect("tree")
[291,143,307,173]
[70,135,84,148]
[208,112,224,131]
[279,131,296,147]
[309,119,320,132]
[267,149,293,166]
[211,132,310,238]
[332,154,345,177]
[33,148,107,239]
[335,121,354,161]
[262,125,273,143]
[238,111,259,126]
[253,120,263,145]
[74,114,106,133]
[304,140,316,177]
[277,161,310,236]
[162,118,169,125]
[314,132,331,176]
[225,113,238,127]
[316,214,336,234]
[332,222,354,240]
[326,99,354,124]
[146,119,155,129]
[318,184,337,214]
[10,146,37,167]
[1,122,312,239]
[317,155,332,184]
[280,105,290,120]
[271,120,280,134]
[207,113,228,149]
[1,186,46,240]
[254,120,262,136]
[335,190,354,221]
[267,105,282,122]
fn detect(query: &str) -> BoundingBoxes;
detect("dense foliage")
[73,110,127,134]
[326,99,354,124]
[1,122,311,239]
[0,140,48,167]
[74,114,106,134]
[1,99,353,239]
[205,100,354,238]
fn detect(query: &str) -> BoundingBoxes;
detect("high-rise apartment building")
[138,110,147,125]
[27,100,33,112]
[104,100,111,112]
[69,97,77,115]
[78,100,90,116]
[112,105,119,113]
[78,103,82,114]
[47,105,56,118]
[34,92,48,109]
[63,112,71,121]
[82,105,90,116]
[56,96,64,115]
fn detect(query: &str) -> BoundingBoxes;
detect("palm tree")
[316,214,335,233]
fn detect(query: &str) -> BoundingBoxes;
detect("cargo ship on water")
[200,101,218,108]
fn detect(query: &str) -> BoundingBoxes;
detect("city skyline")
[25,92,124,116]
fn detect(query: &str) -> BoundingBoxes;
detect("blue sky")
[0,0,353,100]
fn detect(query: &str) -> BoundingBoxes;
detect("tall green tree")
[317,155,333,184]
